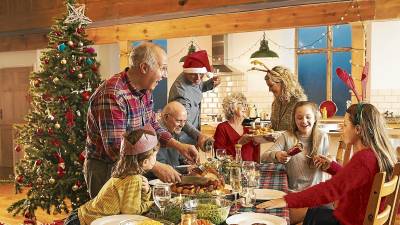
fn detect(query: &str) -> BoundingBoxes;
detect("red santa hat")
[183,50,213,75]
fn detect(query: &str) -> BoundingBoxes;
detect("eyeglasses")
[166,114,187,124]
[157,63,168,79]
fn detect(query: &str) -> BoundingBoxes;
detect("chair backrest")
[336,137,353,166]
[364,162,400,225]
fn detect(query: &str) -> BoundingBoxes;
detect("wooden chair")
[336,138,353,166]
[364,162,400,225]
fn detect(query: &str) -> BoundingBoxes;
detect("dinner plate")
[148,179,164,186]
[226,212,286,225]
[91,214,150,225]
[254,189,286,200]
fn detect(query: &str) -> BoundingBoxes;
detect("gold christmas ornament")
[68,40,74,46]
[72,184,79,191]
[78,42,83,47]
[55,123,61,129]
[61,59,67,64]
[77,73,83,79]
[49,177,55,184]
[53,77,59,83]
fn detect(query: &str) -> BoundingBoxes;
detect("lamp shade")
[179,42,196,62]
[250,33,279,59]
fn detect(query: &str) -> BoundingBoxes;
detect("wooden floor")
[0,183,67,225]
[1,182,400,225]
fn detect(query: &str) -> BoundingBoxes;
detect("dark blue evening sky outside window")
[298,26,327,49]
[297,25,352,116]
[298,53,327,105]
[333,24,352,48]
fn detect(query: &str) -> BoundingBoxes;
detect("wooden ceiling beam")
[84,1,376,43]
[0,0,382,52]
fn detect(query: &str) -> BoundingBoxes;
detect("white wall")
[369,20,400,115]
[167,36,212,92]
[227,29,296,92]
[371,20,400,90]
[0,50,40,70]
[92,43,120,80]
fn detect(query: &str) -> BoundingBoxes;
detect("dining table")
[233,163,290,224]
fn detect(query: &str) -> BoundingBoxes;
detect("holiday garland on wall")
[7,0,101,223]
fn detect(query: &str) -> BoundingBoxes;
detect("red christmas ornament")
[58,95,68,102]
[35,159,42,166]
[36,128,44,136]
[79,151,86,162]
[44,59,49,64]
[15,145,22,152]
[57,167,65,177]
[55,31,62,36]
[48,127,54,135]
[91,65,98,72]
[76,180,81,188]
[69,68,75,75]
[23,218,36,225]
[84,47,95,54]
[65,108,75,128]
[81,91,91,101]
[51,139,61,148]
[16,175,24,183]
[42,93,52,102]
[76,27,85,34]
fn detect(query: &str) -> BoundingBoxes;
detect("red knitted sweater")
[285,148,379,225]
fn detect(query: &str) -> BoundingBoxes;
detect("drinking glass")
[242,161,256,187]
[216,148,226,161]
[229,166,242,193]
[153,183,171,216]
[241,187,256,207]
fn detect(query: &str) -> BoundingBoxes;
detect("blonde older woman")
[265,66,307,131]
[213,93,259,162]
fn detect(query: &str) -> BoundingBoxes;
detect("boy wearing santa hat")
[168,50,221,146]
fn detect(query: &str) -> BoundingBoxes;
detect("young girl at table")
[257,103,397,225]
[64,125,158,225]
[261,101,330,224]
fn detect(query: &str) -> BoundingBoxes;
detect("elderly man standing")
[168,50,221,145]
[85,42,198,198]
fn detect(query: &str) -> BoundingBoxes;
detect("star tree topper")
[64,3,92,25]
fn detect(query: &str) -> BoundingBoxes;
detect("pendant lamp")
[250,32,279,58]
[179,41,196,62]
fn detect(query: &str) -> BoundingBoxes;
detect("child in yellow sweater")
[65,124,158,225]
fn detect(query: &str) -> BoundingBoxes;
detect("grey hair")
[222,92,247,120]
[130,42,164,70]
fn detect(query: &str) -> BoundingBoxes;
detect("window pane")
[332,52,352,116]
[298,53,327,106]
[298,26,327,49]
[333,24,352,48]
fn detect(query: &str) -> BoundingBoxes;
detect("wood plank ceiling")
[0,0,399,52]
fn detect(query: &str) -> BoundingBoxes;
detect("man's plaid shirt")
[85,71,172,163]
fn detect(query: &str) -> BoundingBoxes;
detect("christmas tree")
[8,0,101,222]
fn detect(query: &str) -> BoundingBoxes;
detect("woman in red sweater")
[256,103,397,225]
[214,92,259,162]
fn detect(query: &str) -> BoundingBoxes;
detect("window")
[297,24,352,116]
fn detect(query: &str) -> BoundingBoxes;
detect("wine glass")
[152,183,171,216]
[216,149,226,161]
